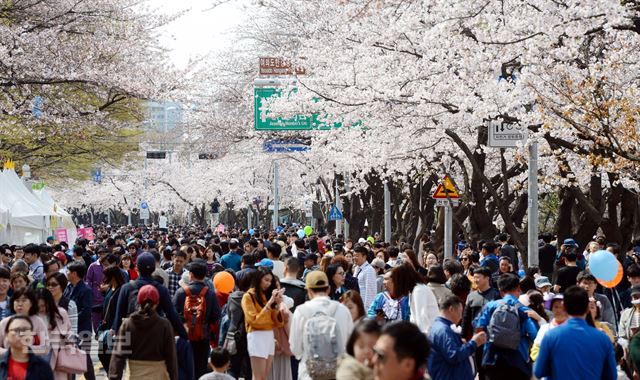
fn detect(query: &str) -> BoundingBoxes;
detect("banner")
[54,228,68,243]
[77,227,95,241]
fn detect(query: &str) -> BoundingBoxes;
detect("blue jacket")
[0,350,54,380]
[220,251,242,272]
[111,275,188,339]
[428,316,476,380]
[534,318,616,380]
[473,294,538,375]
[64,281,93,336]
[480,255,499,273]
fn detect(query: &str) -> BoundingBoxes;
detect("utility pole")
[343,172,350,239]
[272,161,280,229]
[444,203,453,259]
[384,182,391,243]
[528,141,539,267]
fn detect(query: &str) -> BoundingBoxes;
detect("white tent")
[0,169,51,244]
[0,206,9,243]
[33,187,77,244]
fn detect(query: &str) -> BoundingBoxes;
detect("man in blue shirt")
[479,242,500,274]
[220,240,242,271]
[534,285,616,380]
[474,273,538,380]
[429,294,487,380]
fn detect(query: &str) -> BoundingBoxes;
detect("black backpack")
[125,281,142,316]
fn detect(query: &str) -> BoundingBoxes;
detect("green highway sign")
[254,87,338,131]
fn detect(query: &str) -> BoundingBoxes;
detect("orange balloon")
[213,271,235,294]
[597,261,623,288]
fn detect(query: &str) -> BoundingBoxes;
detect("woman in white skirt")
[241,267,285,380]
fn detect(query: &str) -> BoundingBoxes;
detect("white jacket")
[409,283,439,333]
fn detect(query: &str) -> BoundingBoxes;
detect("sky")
[146,0,248,68]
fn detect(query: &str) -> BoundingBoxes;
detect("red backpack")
[183,285,208,341]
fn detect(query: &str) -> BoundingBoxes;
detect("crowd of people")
[0,225,638,379]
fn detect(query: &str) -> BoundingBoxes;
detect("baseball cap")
[147,239,157,249]
[305,271,329,290]
[371,258,386,270]
[333,243,344,252]
[137,284,159,306]
[631,285,640,297]
[255,258,274,270]
[196,239,207,248]
[534,276,552,288]
[136,252,156,274]
[187,259,207,278]
[563,238,579,248]
[53,251,67,264]
[544,294,563,310]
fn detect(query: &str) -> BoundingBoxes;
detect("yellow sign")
[432,175,460,199]
[3,159,15,170]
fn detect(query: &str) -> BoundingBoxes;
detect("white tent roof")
[0,169,50,229]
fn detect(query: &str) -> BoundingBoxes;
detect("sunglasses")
[461,257,469,261]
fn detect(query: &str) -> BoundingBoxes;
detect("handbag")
[223,331,237,355]
[55,343,88,374]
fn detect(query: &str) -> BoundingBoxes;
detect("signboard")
[54,228,68,243]
[140,201,150,220]
[254,87,340,131]
[77,227,95,241]
[91,168,102,184]
[263,139,311,153]
[432,175,460,200]
[488,120,528,148]
[259,57,306,76]
[435,199,459,207]
[328,205,344,221]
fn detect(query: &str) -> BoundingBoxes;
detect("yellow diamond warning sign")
[432,175,460,199]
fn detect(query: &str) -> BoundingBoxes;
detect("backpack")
[183,285,208,341]
[125,281,141,317]
[303,301,341,380]
[487,300,521,350]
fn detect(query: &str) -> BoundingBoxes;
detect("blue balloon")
[275,226,284,233]
[297,229,305,239]
[517,269,525,278]
[249,228,255,236]
[589,250,618,282]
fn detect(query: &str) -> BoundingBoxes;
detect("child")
[199,347,234,380]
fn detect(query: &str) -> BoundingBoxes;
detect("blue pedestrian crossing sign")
[329,205,343,221]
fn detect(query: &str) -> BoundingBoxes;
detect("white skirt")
[247,330,275,359]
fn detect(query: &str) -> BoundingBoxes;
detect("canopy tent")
[0,206,9,243]
[33,187,77,244]
[0,169,52,244]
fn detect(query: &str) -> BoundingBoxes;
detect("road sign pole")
[107,209,111,225]
[127,209,132,226]
[444,202,453,259]
[272,161,280,229]
[528,140,539,267]
[344,172,350,239]
[384,182,392,243]
[335,177,342,235]
[248,206,252,230]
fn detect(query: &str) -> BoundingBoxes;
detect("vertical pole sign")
[487,120,537,266]
[432,175,461,259]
